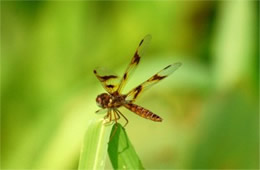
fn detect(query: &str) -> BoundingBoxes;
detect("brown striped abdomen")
[124,103,162,122]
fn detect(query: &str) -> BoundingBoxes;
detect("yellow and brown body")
[96,92,162,123]
[124,103,162,122]
[96,92,127,108]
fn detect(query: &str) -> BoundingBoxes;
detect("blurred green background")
[1,1,259,169]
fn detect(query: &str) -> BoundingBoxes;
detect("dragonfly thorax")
[96,93,126,108]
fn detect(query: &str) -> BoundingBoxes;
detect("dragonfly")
[94,34,181,127]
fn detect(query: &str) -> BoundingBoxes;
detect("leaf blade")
[78,118,113,170]
[108,124,144,169]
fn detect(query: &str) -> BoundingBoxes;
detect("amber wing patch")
[126,62,182,101]
[93,67,120,94]
[116,34,152,93]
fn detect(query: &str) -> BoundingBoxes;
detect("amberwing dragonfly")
[94,35,181,127]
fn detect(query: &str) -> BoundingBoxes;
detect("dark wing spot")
[99,75,118,82]
[123,73,127,80]
[133,85,142,99]
[106,84,114,88]
[164,65,171,70]
[132,52,141,64]
[139,39,144,46]
[150,74,166,81]
[93,70,97,74]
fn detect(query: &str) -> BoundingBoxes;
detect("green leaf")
[78,118,113,170]
[108,123,144,169]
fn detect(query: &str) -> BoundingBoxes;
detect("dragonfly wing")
[126,62,182,101]
[116,34,152,93]
[93,67,121,94]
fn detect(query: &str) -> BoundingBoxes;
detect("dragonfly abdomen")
[124,103,162,122]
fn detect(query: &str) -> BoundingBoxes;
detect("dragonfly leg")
[115,109,128,127]
[104,109,114,126]
[114,110,120,120]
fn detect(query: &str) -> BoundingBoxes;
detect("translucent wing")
[117,34,152,93]
[126,62,182,102]
[93,67,120,94]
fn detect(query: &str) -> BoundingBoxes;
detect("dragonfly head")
[96,93,111,108]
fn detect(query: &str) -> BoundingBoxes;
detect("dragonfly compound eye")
[96,93,111,108]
